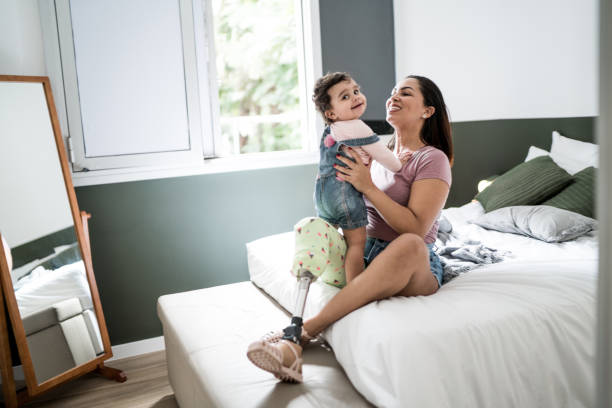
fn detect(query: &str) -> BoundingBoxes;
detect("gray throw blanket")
[435,216,511,284]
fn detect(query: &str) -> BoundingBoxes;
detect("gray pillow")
[470,205,596,243]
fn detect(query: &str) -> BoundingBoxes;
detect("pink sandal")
[246,339,303,383]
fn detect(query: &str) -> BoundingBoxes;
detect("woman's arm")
[366,178,448,237]
[334,149,449,238]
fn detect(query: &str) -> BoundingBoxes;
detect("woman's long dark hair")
[388,75,453,165]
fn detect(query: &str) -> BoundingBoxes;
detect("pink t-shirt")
[365,145,452,244]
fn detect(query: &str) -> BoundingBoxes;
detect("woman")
[247,75,453,383]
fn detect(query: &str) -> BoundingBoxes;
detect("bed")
[158,131,598,407]
[12,244,96,322]
[157,281,372,407]
[8,242,106,381]
[248,202,597,407]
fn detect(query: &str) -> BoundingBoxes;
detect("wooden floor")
[22,351,178,408]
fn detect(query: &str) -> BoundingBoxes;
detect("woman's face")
[385,77,431,127]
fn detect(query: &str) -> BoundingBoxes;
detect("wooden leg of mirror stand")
[80,211,92,255]
[94,363,127,383]
[0,290,18,407]
[16,389,29,407]
[79,214,127,385]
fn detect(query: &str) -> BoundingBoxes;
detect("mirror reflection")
[0,80,103,384]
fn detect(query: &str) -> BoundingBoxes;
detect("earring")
[422,114,427,119]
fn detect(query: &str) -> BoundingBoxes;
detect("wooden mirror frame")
[0,75,124,404]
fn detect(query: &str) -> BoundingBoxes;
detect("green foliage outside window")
[212,0,303,154]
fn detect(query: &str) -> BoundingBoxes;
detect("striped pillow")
[542,166,595,218]
[475,155,572,213]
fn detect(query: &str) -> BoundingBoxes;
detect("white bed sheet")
[14,260,93,317]
[246,202,597,408]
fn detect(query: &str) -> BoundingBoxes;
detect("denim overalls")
[314,126,379,230]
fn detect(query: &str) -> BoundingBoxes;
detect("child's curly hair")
[312,72,353,125]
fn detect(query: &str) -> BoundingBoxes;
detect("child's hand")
[398,151,413,165]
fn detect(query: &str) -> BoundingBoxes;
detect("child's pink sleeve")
[361,141,402,172]
[330,119,373,141]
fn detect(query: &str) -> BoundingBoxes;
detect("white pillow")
[524,145,549,162]
[470,205,596,243]
[550,130,598,175]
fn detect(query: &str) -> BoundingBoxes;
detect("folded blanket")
[435,216,511,284]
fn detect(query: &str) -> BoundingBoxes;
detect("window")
[213,0,302,155]
[41,0,321,181]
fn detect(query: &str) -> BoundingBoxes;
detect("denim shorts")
[314,174,368,230]
[364,237,444,287]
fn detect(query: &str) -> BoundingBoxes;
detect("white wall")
[393,0,598,122]
[0,1,73,247]
[0,82,74,247]
[0,0,46,76]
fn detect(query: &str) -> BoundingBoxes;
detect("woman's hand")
[334,148,376,195]
[398,151,413,165]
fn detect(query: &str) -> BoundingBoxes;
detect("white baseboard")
[108,336,165,361]
[0,336,165,384]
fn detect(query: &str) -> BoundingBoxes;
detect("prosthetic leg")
[281,217,347,344]
[281,270,315,343]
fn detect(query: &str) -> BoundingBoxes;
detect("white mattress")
[246,202,598,407]
[15,260,93,317]
[157,282,372,408]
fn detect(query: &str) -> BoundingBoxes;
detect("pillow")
[38,243,81,270]
[542,166,595,218]
[470,205,596,243]
[550,130,598,174]
[9,243,81,286]
[524,145,549,162]
[475,155,572,213]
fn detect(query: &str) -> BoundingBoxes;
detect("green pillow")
[541,166,595,218]
[475,155,572,212]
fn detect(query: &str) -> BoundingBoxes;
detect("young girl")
[312,72,408,283]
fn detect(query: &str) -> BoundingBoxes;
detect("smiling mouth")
[388,105,401,112]
[351,102,364,110]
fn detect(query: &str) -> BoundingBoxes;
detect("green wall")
[75,164,318,344]
[448,116,595,206]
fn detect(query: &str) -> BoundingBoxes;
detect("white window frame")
[39,0,322,186]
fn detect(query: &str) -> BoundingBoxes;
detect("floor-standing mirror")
[0,75,125,406]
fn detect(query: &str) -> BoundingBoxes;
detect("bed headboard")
[11,226,77,269]
[448,116,595,206]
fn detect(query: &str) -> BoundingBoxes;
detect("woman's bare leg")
[342,226,367,283]
[303,233,438,336]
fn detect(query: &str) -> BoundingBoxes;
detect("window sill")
[71,150,319,187]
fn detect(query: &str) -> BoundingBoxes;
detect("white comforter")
[15,260,94,317]
[247,202,597,408]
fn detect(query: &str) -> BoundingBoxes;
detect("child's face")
[324,79,367,122]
